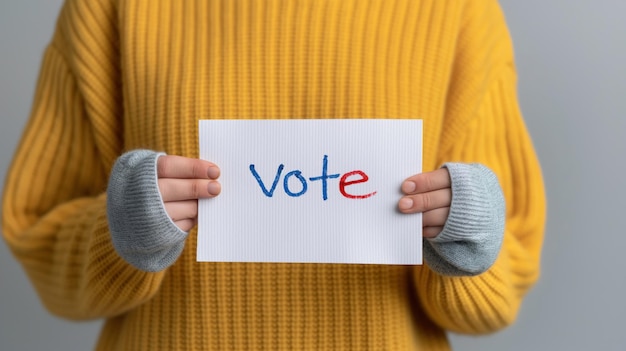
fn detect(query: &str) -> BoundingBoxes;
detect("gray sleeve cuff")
[106,149,188,272]
[423,163,505,276]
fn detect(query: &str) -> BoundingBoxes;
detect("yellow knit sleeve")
[412,0,546,334]
[415,65,546,334]
[1,0,166,320]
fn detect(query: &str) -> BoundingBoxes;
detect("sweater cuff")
[423,163,505,276]
[106,149,188,272]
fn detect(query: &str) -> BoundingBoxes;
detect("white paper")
[198,119,422,264]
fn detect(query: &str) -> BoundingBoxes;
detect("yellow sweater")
[3,0,546,350]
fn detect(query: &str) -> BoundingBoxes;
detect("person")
[2,0,546,350]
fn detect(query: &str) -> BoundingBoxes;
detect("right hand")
[398,168,452,239]
[157,155,221,231]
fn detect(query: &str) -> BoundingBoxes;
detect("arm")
[409,0,546,334]
[412,65,546,334]
[1,1,166,320]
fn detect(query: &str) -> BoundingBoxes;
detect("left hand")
[398,168,452,238]
[156,155,221,232]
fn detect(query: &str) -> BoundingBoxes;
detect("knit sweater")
[2,0,546,350]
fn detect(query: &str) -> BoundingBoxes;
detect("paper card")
[198,119,422,265]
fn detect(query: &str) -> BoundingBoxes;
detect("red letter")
[339,170,377,199]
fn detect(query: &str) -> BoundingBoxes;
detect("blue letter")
[283,170,308,197]
[309,155,340,200]
[250,164,284,197]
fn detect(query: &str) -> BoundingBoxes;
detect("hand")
[398,168,451,238]
[157,155,221,231]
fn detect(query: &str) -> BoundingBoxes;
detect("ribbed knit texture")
[424,163,505,276]
[2,0,546,350]
[107,150,188,272]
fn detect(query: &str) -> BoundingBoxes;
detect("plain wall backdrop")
[1,1,625,350]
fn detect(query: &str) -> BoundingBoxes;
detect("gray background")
[1,1,624,350]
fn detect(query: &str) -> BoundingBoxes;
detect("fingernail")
[207,181,221,195]
[207,166,220,179]
[402,181,416,193]
[399,197,413,210]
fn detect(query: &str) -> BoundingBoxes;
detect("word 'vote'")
[249,155,377,200]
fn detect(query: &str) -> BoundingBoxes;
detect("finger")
[422,207,450,227]
[402,168,451,195]
[174,218,197,232]
[163,200,198,222]
[159,178,221,201]
[423,226,444,239]
[157,155,220,179]
[397,188,451,213]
